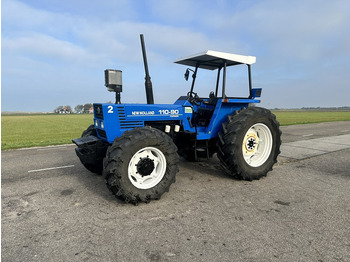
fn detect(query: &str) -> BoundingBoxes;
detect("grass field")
[1,114,93,150]
[273,110,350,126]
[2,111,350,150]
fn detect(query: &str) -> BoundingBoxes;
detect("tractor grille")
[94,104,103,119]
[120,121,144,129]
[117,106,126,120]
[117,106,143,129]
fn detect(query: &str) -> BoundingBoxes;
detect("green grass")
[1,111,350,150]
[1,114,93,150]
[272,110,350,126]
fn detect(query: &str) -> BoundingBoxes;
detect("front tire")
[82,124,97,137]
[217,107,281,180]
[103,127,179,204]
[79,125,105,174]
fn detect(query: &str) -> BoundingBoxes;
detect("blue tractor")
[73,35,281,204]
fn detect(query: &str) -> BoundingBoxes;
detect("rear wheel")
[217,107,281,180]
[103,127,179,204]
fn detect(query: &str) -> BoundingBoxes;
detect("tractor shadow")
[178,154,238,181]
[71,161,126,204]
[71,154,237,204]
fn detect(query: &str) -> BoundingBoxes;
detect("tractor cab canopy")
[174,50,256,69]
[174,50,257,99]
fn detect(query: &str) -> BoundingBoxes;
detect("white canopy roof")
[174,50,256,70]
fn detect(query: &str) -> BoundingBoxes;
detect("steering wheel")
[187,91,202,106]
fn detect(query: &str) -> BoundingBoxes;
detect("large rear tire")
[103,127,179,204]
[217,107,281,180]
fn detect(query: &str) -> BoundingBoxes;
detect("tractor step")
[194,140,210,161]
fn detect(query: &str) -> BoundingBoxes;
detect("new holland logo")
[132,111,155,116]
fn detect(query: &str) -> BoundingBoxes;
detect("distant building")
[56,107,72,114]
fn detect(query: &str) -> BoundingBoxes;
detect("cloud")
[234,1,348,61]
[207,0,350,108]
[2,0,350,111]
[3,0,214,65]
[3,33,89,63]
[2,0,215,110]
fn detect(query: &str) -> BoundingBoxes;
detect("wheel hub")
[244,133,259,154]
[128,146,167,190]
[241,123,273,168]
[136,157,155,177]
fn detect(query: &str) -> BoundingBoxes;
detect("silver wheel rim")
[242,123,273,167]
[128,147,167,189]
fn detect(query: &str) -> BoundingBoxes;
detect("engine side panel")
[93,103,193,143]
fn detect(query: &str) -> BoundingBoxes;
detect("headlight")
[95,120,98,127]
[101,121,104,129]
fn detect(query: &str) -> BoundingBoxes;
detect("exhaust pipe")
[140,34,154,104]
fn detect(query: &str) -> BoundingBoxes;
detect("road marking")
[341,130,349,132]
[18,144,75,151]
[37,146,68,151]
[302,134,313,137]
[28,165,75,173]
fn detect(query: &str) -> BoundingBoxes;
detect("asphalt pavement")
[2,121,350,262]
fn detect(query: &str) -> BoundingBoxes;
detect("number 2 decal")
[107,106,113,113]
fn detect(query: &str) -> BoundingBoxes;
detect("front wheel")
[78,125,105,174]
[128,146,167,190]
[217,107,281,180]
[103,127,179,204]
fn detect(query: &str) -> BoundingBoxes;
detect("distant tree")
[75,104,84,113]
[83,103,93,113]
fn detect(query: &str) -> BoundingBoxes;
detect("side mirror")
[184,69,190,81]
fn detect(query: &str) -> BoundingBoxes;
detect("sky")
[2,0,350,112]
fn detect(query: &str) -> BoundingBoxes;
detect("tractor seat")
[202,91,218,106]
[207,96,218,106]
